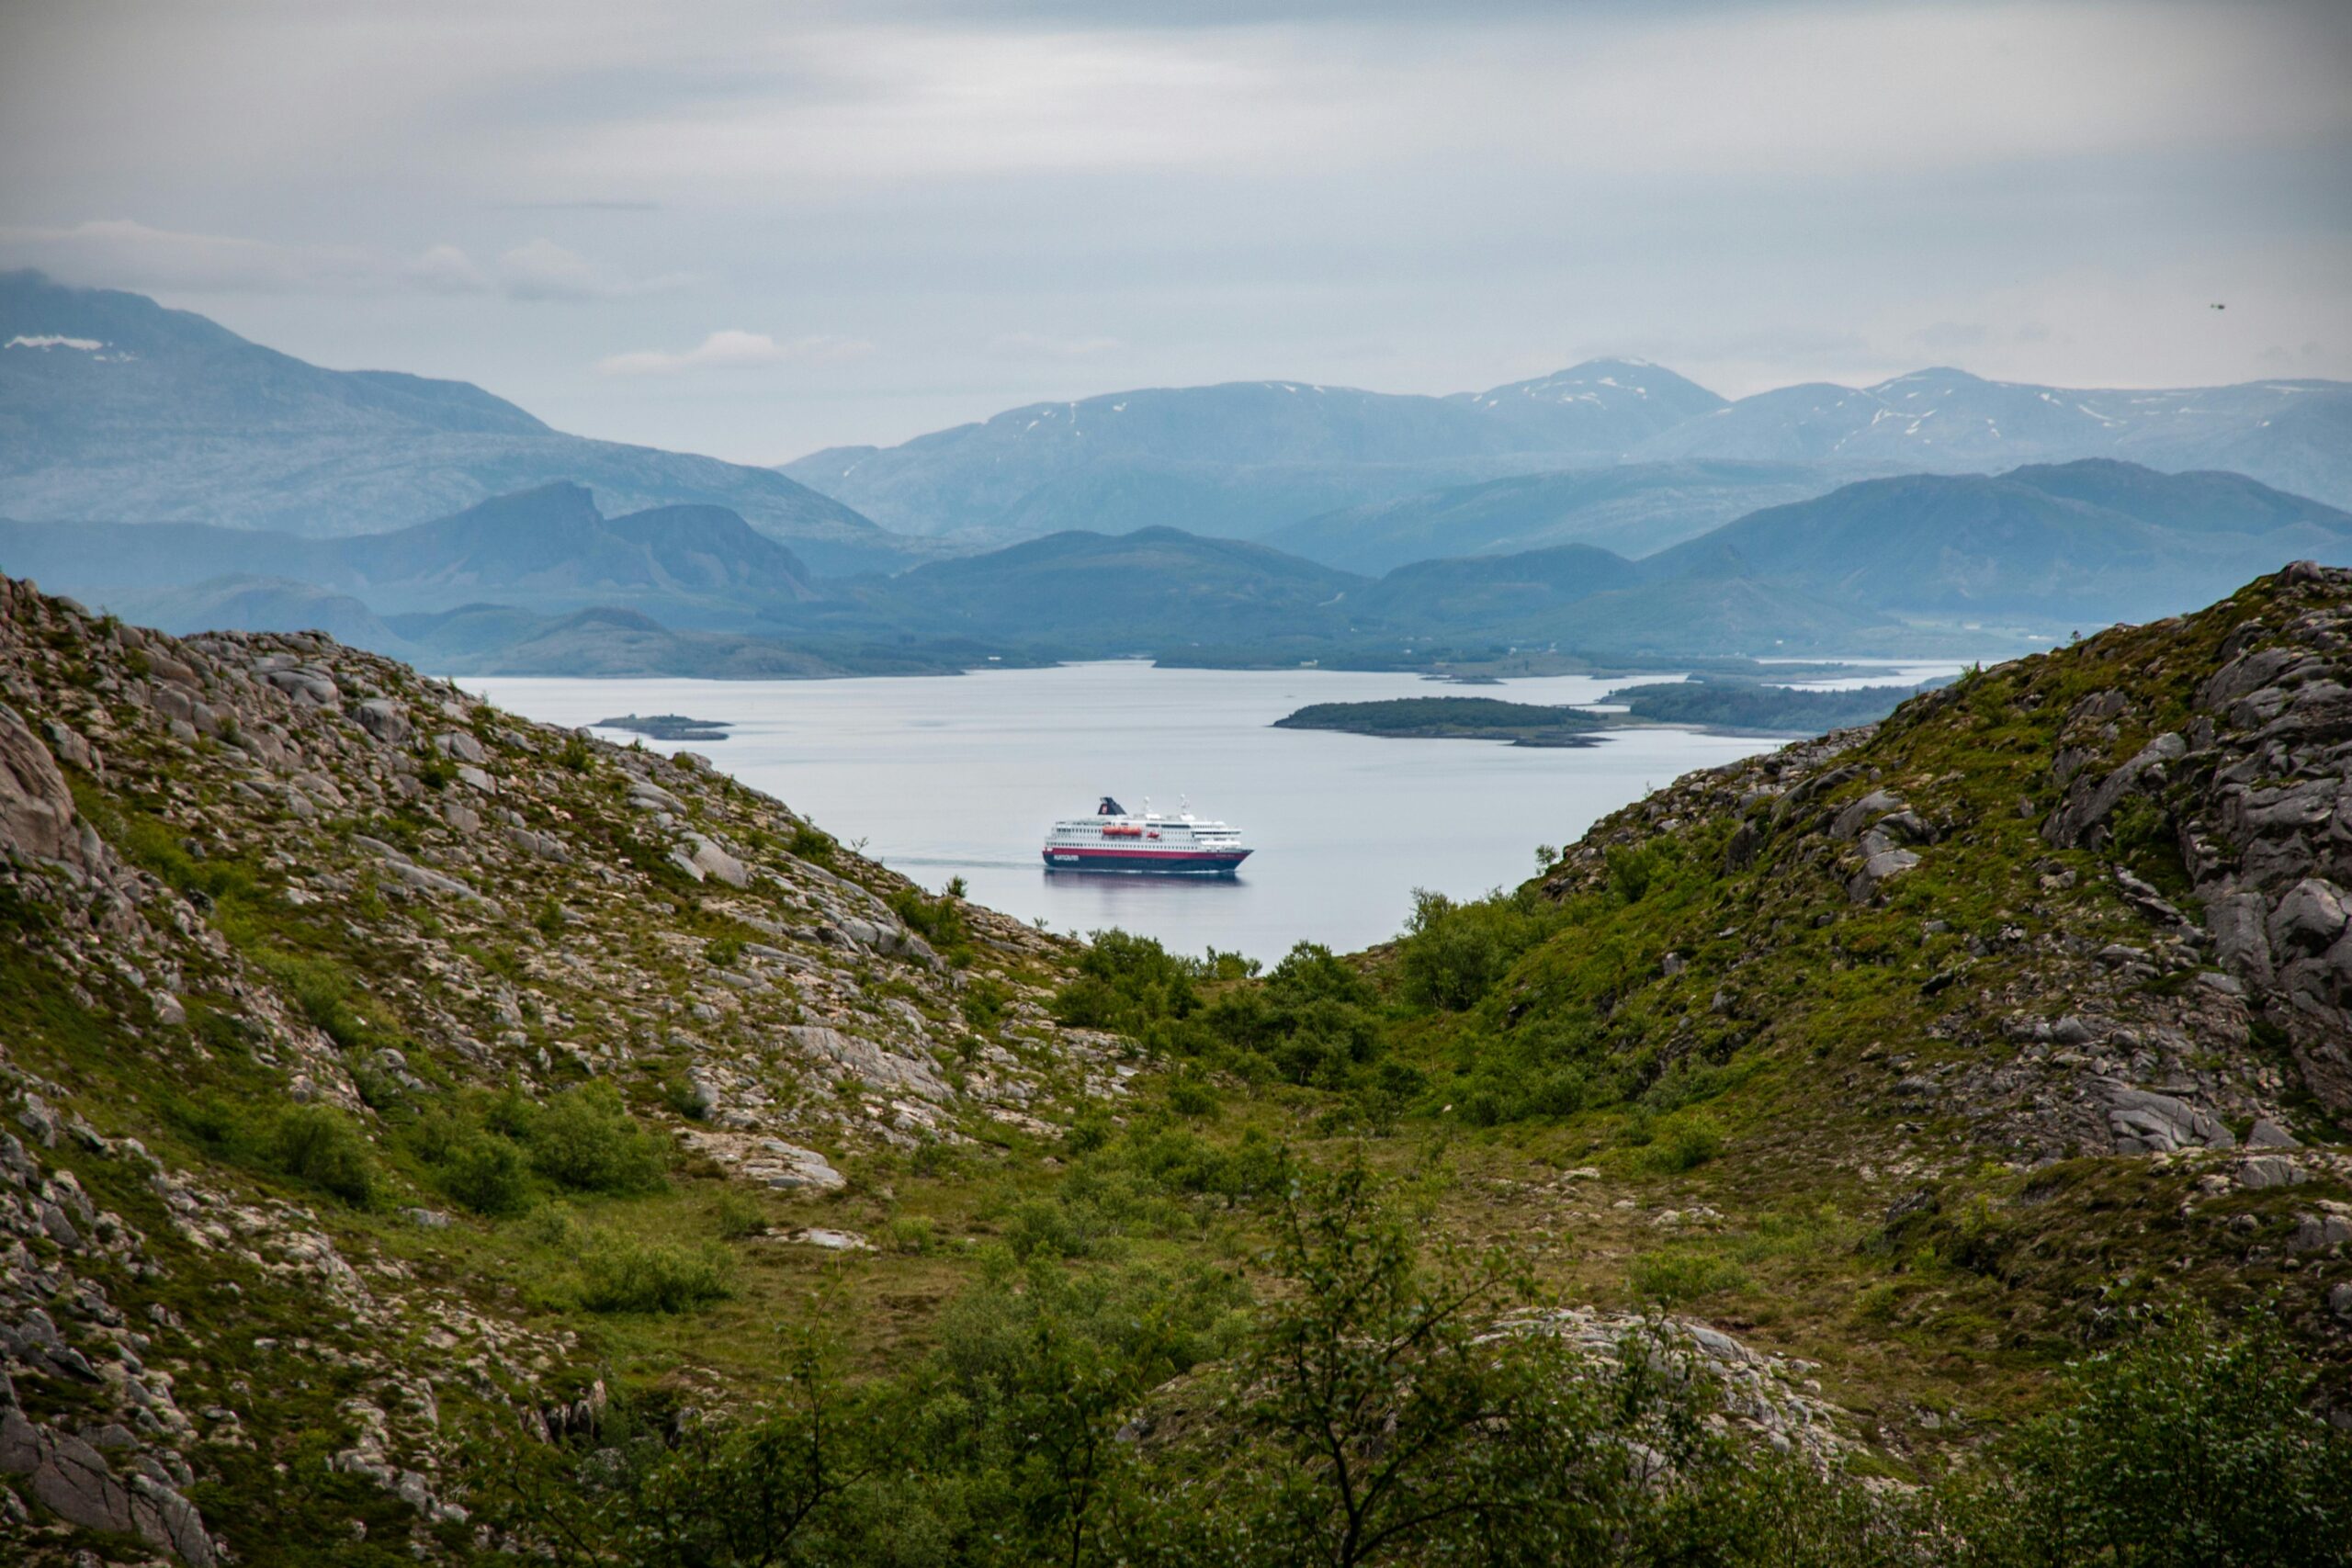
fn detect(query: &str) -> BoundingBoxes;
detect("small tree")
[1943,1301,2352,1568]
[1143,1152,1647,1567]
[627,1333,874,1566]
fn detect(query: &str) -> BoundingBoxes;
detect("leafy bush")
[789,823,837,866]
[254,949,370,1050]
[406,1105,533,1215]
[445,1133,531,1216]
[1052,930,1201,1034]
[1606,842,1661,904]
[266,1105,379,1206]
[575,1229,736,1314]
[713,1190,768,1240]
[1627,1247,1750,1304]
[1646,1111,1726,1173]
[529,1083,669,1194]
[1943,1302,2352,1567]
[889,885,971,961]
[1394,887,1551,1011]
[879,1215,935,1255]
[958,976,1009,1033]
[1164,1071,1220,1119]
[1002,1197,1106,1261]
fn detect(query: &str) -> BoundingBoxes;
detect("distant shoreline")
[1272,678,1951,747]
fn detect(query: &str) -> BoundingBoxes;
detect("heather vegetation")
[466,1153,2352,1567]
[5,568,2352,1567]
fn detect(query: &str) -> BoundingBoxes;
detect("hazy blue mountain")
[1629,367,2352,508]
[0,271,911,574]
[1440,359,1726,447]
[380,603,552,660]
[1645,458,2352,624]
[1352,543,1644,627]
[769,524,1894,661]
[0,483,818,626]
[1457,573,1891,659]
[1266,460,1840,572]
[778,360,1725,544]
[99,575,418,658]
[780,525,1368,649]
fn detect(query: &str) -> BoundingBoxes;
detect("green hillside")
[2,565,2349,1564]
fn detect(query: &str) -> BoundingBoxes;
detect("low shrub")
[889,886,971,961]
[437,1128,532,1217]
[575,1229,735,1314]
[1647,1111,1726,1173]
[789,823,837,866]
[1627,1248,1750,1304]
[958,976,1008,1033]
[255,949,370,1050]
[713,1190,767,1240]
[530,1083,668,1194]
[1394,888,1553,1011]
[266,1105,379,1206]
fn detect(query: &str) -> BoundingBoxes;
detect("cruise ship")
[1042,797,1252,875]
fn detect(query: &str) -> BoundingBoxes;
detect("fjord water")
[464,662,1951,963]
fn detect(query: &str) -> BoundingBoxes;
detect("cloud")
[407,243,491,294]
[0,219,384,294]
[512,3,2352,196]
[0,220,685,302]
[496,237,691,300]
[986,331,1125,360]
[595,329,876,378]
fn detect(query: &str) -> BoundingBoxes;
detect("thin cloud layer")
[597,330,876,378]
[0,220,685,303]
[0,0,2344,460]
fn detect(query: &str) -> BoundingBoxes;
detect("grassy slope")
[4,568,2349,1563]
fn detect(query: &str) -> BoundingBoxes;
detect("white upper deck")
[1045,795,1247,847]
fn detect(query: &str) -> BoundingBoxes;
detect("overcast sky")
[3,0,2348,464]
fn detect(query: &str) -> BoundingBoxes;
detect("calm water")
[460,662,1956,963]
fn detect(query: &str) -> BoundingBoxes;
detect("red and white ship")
[1042,797,1252,876]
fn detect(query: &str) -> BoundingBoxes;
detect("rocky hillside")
[3,564,2350,1564]
[0,572,1119,1563]
[1447,562,2352,1382]
[1535,560,2352,1152]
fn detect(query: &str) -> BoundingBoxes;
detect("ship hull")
[1042,846,1250,876]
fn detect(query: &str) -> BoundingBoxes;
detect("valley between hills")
[4,561,2351,1564]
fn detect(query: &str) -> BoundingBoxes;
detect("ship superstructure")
[1042,796,1251,875]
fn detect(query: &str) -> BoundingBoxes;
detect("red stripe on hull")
[1043,846,1250,874]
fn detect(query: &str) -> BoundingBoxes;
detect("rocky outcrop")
[1537,565,2352,1165]
[0,1408,215,1565]
[0,703,80,870]
[2039,565,2352,1110]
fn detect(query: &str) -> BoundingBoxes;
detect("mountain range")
[784,360,2352,554]
[10,457,2347,671]
[0,270,910,574]
[1263,459,1837,574]
[778,360,1744,546]
[6,274,2352,673]
[0,481,816,624]
[755,457,2352,660]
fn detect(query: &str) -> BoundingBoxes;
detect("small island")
[596,712,733,741]
[1273,677,1954,746]
[1272,696,1613,747]
[1600,678,1945,734]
